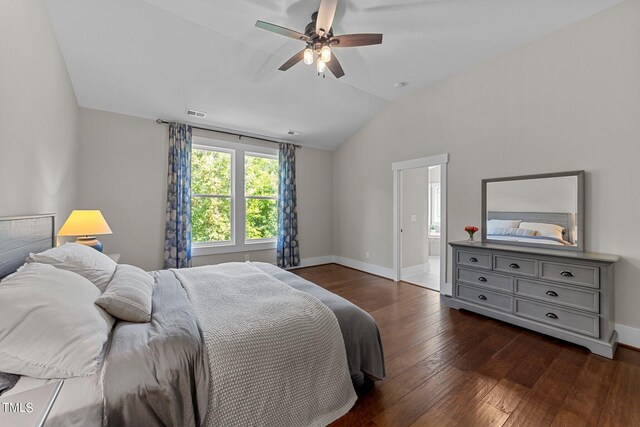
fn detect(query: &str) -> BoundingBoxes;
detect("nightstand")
[106,253,121,263]
[0,380,63,427]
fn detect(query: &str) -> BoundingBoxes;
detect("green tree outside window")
[191,147,278,244]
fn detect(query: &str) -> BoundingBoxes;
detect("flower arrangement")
[465,225,479,242]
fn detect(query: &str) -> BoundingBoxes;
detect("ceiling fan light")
[303,48,314,65]
[321,45,332,62]
[317,58,326,73]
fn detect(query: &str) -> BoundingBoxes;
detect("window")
[245,153,278,241]
[429,182,441,235]
[191,138,279,255]
[192,148,233,244]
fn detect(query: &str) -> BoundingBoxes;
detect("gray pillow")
[96,264,154,322]
[0,372,19,395]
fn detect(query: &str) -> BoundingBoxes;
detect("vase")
[467,233,475,243]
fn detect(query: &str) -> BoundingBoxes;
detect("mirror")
[482,171,584,251]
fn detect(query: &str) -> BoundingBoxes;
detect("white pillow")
[519,222,565,240]
[96,264,154,323]
[29,243,117,292]
[487,219,522,229]
[0,263,114,379]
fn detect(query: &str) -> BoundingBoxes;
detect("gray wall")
[77,108,168,270]
[0,0,79,227]
[332,0,640,331]
[78,108,334,271]
[401,167,428,268]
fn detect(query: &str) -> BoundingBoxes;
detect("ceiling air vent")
[186,109,207,119]
[288,130,302,136]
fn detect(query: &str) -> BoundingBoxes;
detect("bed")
[486,211,576,246]
[0,215,385,427]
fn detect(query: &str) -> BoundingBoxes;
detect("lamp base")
[75,236,103,252]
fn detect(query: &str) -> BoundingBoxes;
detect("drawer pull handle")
[546,290,559,297]
[509,263,520,269]
[560,270,574,278]
[478,295,487,301]
[546,313,558,319]
[469,257,478,263]
[478,277,487,282]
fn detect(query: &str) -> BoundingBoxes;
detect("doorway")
[393,154,448,295]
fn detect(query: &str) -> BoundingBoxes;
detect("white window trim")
[192,136,278,257]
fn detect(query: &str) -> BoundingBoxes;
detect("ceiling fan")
[255,0,383,79]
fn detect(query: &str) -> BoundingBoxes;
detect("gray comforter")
[253,263,385,384]
[103,263,385,427]
[103,270,209,426]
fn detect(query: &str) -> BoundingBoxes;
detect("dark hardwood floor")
[292,264,640,427]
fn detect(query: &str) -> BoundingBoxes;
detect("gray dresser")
[449,241,620,358]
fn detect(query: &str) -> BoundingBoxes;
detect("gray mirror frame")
[481,170,585,252]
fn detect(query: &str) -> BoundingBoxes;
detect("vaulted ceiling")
[46,0,622,149]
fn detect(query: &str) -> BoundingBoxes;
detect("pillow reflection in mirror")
[519,222,564,240]
[487,219,522,229]
[487,227,539,237]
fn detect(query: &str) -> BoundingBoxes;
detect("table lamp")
[57,210,113,252]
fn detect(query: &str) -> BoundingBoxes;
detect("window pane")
[192,149,232,195]
[246,198,277,240]
[192,197,231,243]
[245,155,278,197]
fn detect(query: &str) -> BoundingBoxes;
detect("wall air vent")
[186,109,207,119]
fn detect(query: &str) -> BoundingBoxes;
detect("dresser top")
[449,241,620,263]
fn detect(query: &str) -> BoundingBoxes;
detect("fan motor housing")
[305,12,332,39]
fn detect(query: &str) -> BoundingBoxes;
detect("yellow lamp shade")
[58,210,112,237]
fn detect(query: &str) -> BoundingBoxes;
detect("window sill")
[192,241,276,257]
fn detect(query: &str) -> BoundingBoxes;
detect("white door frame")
[392,154,449,295]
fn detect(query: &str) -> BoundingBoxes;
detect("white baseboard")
[333,256,395,280]
[286,255,335,270]
[401,263,430,277]
[616,323,640,349]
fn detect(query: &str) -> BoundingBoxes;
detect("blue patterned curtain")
[164,123,192,269]
[277,143,300,268]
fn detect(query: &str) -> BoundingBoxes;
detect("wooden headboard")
[0,214,55,279]
[487,211,575,243]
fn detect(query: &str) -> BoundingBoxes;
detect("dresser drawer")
[494,255,538,277]
[457,284,513,313]
[515,279,599,313]
[515,299,599,338]
[457,268,513,293]
[457,251,492,270]
[540,262,599,289]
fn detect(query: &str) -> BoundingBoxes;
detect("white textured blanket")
[173,262,357,427]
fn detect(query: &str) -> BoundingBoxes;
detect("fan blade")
[326,54,345,79]
[316,0,337,36]
[331,33,383,47]
[279,49,306,71]
[255,20,309,41]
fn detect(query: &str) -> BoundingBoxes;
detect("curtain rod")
[155,119,302,149]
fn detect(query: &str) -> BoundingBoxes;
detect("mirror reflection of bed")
[487,211,576,246]
[483,171,583,249]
